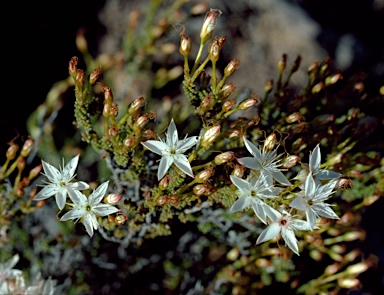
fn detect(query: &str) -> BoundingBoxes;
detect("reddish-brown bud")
[264,133,277,151]
[108,125,118,138]
[103,86,114,103]
[282,155,300,169]
[277,54,287,72]
[169,196,179,207]
[200,9,222,43]
[308,61,319,78]
[157,196,169,206]
[214,151,235,165]
[208,41,220,62]
[201,125,220,147]
[224,59,240,77]
[238,94,259,110]
[89,67,102,84]
[68,56,78,78]
[222,99,236,112]
[179,35,192,56]
[264,79,274,94]
[290,55,301,73]
[75,69,85,87]
[159,176,169,190]
[335,178,352,190]
[285,112,305,123]
[195,167,215,183]
[6,142,19,160]
[325,73,343,86]
[29,164,42,179]
[20,139,34,157]
[17,157,26,171]
[220,82,236,99]
[128,96,146,115]
[108,103,119,119]
[135,115,149,130]
[142,129,156,140]
[124,137,136,150]
[193,184,208,196]
[232,164,245,178]
[115,214,128,226]
[104,193,122,205]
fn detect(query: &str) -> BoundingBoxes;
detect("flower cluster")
[33,155,120,237]
[230,137,342,255]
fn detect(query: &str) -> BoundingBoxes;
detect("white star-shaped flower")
[229,174,278,224]
[60,181,119,237]
[33,155,89,210]
[290,173,339,230]
[256,207,312,255]
[141,119,199,180]
[309,143,342,185]
[238,137,291,186]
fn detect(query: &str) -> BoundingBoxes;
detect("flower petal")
[89,181,109,205]
[316,170,342,180]
[256,222,280,245]
[141,140,170,156]
[173,154,194,178]
[176,136,199,153]
[41,160,61,182]
[230,175,251,192]
[67,188,87,206]
[306,208,318,230]
[82,214,98,237]
[313,203,339,219]
[63,155,79,180]
[237,157,261,170]
[270,170,291,186]
[305,174,316,199]
[55,189,68,210]
[229,195,251,212]
[243,137,262,158]
[68,181,89,191]
[166,119,179,147]
[281,228,299,255]
[251,202,267,224]
[92,204,119,216]
[291,219,312,231]
[60,207,85,221]
[33,185,59,200]
[309,144,321,174]
[158,155,174,180]
[289,196,307,211]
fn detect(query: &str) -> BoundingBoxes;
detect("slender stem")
[191,41,205,75]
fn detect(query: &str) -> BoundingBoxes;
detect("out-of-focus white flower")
[60,181,119,237]
[0,254,20,293]
[309,143,342,184]
[229,174,278,224]
[141,119,199,180]
[33,155,89,210]
[238,137,291,186]
[256,207,311,255]
[290,173,339,230]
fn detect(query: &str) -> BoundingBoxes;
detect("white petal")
[89,181,109,205]
[33,185,59,200]
[63,155,79,179]
[237,157,261,170]
[313,203,339,219]
[60,207,85,221]
[306,208,317,230]
[229,195,251,212]
[270,170,291,186]
[305,174,316,199]
[55,189,68,210]
[166,119,178,146]
[263,206,281,221]
[82,214,98,237]
[67,188,87,206]
[289,196,308,211]
[291,219,312,231]
[158,155,173,180]
[251,202,267,224]
[68,181,89,190]
[176,136,199,153]
[173,154,194,177]
[309,144,321,173]
[41,160,61,182]
[281,228,299,255]
[316,170,342,180]
[92,204,119,216]
[256,222,281,244]
[243,137,262,158]
[141,140,170,156]
[230,175,251,192]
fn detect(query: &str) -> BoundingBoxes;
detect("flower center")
[85,204,92,212]
[279,217,288,226]
[250,190,257,197]
[170,149,176,155]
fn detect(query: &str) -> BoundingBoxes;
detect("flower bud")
[311,81,324,94]
[76,29,88,53]
[214,151,235,165]
[264,133,277,151]
[134,115,149,130]
[222,99,236,113]
[143,129,156,140]
[312,114,335,126]
[179,35,192,56]
[108,103,119,119]
[227,129,241,139]
[104,193,122,205]
[281,155,300,169]
[208,41,220,62]
[324,262,341,275]
[290,55,301,73]
[17,157,26,171]
[169,196,179,207]
[325,73,343,86]
[193,184,208,196]
[379,85,384,95]
[232,164,245,178]
[285,112,305,124]
[195,167,215,183]
[108,125,118,138]
[353,82,364,93]
[6,142,19,160]
[20,139,34,157]
[277,54,287,72]
[204,185,216,196]
[75,69,85,87]
[200,9,222,44]
[238,94,259,110]
[201,125,220,147]
[68,56,78,78]
[29,164,42,179]
[224,59,239,77]
[337,278,360,289]
[115,214,128,226]
[124,137,136,150]
[159,176,169,190]
[264,79,274,94]
[89,67,102,84]
[103,86,114,104]
[35,199,46,208]
[335,178,352,190]
[219,82,236,99]
[308,61,318,78]
[157,196,169,206]
[128,96,146,115]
